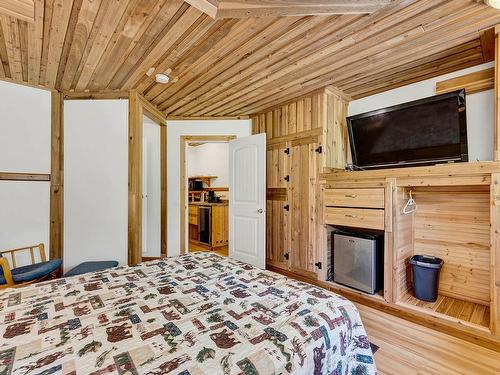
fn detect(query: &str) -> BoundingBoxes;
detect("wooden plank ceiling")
[0,0,499,116]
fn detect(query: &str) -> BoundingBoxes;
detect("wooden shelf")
[188,175,218,187]
[398,291,490,330]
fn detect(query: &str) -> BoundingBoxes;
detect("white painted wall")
[0,81,51,173]
[0,81,51,264]
[348,62,494,162]
[187,143,229,187]
[142,116,161,257]
[167,120,252,256]
[64,100,128,271]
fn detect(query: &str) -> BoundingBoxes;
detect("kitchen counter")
[189,201,228,206]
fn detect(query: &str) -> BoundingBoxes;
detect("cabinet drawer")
[188,206,198,225]
[324,188,384,209]
[324,207,384,230]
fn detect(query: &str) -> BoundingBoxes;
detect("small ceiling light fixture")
[485,0,500,9]
[155,73,170,84]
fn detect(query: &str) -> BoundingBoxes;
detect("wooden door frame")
[179,135,236,255]
[128,91,167,265]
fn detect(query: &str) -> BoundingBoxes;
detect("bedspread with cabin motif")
[0,252,376,375]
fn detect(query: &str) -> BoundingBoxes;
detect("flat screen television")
[346,90,468,169]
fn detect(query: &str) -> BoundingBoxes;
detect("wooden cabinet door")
[266,144,290,270]
[212,205,228,247]
[289,141,320,279]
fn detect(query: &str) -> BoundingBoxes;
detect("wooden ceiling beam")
[215,0,391,19]
[0,0,34,23]
[184,0,218,18]
[183,0,391,19]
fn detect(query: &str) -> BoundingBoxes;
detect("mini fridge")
[333,229,383,294]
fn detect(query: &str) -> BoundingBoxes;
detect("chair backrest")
[0,243,46,268]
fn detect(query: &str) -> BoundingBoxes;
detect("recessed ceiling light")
[485,0,500,9]
[155,73,170,84]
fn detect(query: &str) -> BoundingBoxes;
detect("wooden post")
[490,173,500,336]
[161,125,167,257]
[494,26,500,161]
[50,91,64,261]
[128,91,143,265]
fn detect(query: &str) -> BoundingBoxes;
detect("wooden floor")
[357,303,500,375]
[189,247,228,257]
[399,292,490,329]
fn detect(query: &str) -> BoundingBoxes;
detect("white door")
[229,134,266,268]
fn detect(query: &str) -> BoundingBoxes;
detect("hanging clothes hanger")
[403,190,417,214]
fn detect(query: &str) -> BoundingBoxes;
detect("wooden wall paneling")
[128,91,143,265]
[324,89,350,170]
[412,187,491,305]
[496,25,500,162]
[491,173,500,335]
[384,178,394,303]
[393,186,414,303]
[50,90,64,261]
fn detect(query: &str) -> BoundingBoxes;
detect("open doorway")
[142,115,162,260]
[180,135,235,256]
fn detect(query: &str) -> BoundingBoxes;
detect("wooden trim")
[435,68,494,95]
[128,91,167,263]
[0,172,50,181]
[166,116,249,120]
[496,27,500,162]
[179,134,236,255]
[49,91,63,262]
[128,91,143,265]
[0,258,14,286]
[161,125,167,257]
[138,93,166,125]
[480,28,495,63]
[322,161,500,182]
[183,0,218,18]
[62,91,129,100]
[491,173,500,335]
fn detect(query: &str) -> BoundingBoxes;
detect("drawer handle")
[345,194,357,198]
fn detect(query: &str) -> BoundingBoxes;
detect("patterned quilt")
[0,252,376,375]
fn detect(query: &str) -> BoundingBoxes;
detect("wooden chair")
[0,243,62,289]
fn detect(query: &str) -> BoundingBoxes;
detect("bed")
[0,252,376,375]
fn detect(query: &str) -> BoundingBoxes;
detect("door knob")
[257,208,264,214]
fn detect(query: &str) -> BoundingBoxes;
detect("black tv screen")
[347,90,468,169]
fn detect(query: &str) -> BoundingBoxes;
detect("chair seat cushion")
[0,259,62,285]
[64,261,119,277]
